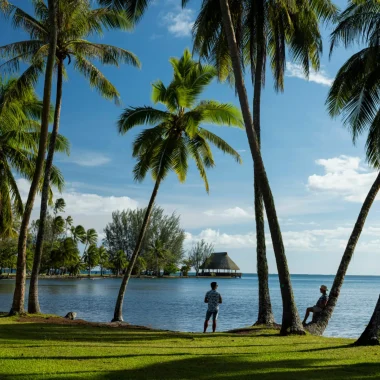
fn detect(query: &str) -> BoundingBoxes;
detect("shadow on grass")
[1,357,380,380]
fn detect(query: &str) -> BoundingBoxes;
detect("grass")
[0,315,380,379]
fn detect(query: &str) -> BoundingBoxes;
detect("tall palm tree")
[190,0,336,327]
[112,49,243,322]
[0,0,140,314]
[307,0,380,335]
[0,77,67,238]
[188,0,337,329]
[1,0,58,315]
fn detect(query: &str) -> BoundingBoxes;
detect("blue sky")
[2,0,380,275]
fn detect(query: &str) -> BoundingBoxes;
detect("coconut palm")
[83,244,99,277]
[190,0,337,327]
[0,77,67,239]
[183,0,334,334]
[113,250,127,277]
[83,229,98,254]
[98,246,109,277]
[0,0,140,314]
[112,49,243,322]
[71,225,87,244]
[1,0,59,315]
[147,239,171,277]
[306,0,380,335]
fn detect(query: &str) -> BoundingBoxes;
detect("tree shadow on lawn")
[1,357,380,380]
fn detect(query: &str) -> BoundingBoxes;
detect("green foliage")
[0,78,68,238]
[327,0,380,168]
[0,0,140,105]
[104,207,185,275]
[191,0,337,89]
[188,239,214,275]
[83,244,99,275]
[118,48,243,193]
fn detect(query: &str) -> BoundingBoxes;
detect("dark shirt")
[316,293,328,308]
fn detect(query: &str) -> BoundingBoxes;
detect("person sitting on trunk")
[302,285,329,326]
[203,282,222,333]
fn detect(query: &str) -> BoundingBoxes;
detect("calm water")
[0,274,378,338]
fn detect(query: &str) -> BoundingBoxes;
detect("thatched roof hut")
[202,252,240,271]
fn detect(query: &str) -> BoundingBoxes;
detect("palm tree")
[98,246,108,277]
[148,239,170,277]
[83,244,99,277]
[355,295,380,346]
[113,250,127,277]
[112,49,243,322]
[1,0,58,315]
[306,0,380,335]
[0,77,67,238]
[83,229,98,255]
[188,0,337,330]
[0,0,140,314]
[70,225,86,244]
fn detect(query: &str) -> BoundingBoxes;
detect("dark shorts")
[205,310,219,321]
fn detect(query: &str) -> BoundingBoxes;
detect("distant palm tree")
[190,0,337,327]
[70,225,87,245]
[0,0,140,314]
[0,78,67,238]
[112,49,243,322]
[83,244,99,277]
[307,0,380,336]
[148,240,170,277]
[113,250,127,277]
[83,229,98,255]
[98,246,109,277]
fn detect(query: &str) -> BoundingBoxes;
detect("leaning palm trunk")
[112,178,161,322]
[306,172,380,335]
[219,0,303,334]
[252,10,274,326]
[28,62,63,314]
[355,295,380,346]
[10,0,58,315]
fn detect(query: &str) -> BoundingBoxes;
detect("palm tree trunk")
[28,62,63,314]
[9,0,58,315]
[88,266,91,277]
[218,0,303,335]
[252,2,274,326]
[355,295,380,346]
[112,178,161,322]
[306,171,380,335]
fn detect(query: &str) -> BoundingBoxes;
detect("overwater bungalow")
[200,252,242,278]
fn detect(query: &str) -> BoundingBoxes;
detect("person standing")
[204,282,222,333]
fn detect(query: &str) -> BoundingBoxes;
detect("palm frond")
[118,106,170,134]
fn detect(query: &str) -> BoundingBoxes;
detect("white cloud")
[204,206,254,219]
[286,62,334,87]
[161,9,194,37]
[62,151,111,167]
[185,225,380,253]
[308,155,378,202]
[17,179,139,236]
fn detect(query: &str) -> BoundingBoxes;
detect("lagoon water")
[0,274,379,338]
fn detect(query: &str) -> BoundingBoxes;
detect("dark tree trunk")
[355,295,380,346]
[252,0,274,326]
[9,0,58,315]
[112,178,161,322]
[28,62,63,314]
[306,172,380,335]
[219,0,303,335]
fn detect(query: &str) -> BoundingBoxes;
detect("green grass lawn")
[0,315,380,379]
